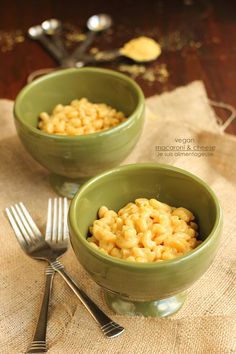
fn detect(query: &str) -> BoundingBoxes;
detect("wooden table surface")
[0,0,236,134]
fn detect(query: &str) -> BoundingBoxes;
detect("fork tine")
[19,202,43,239]
[58,198,63,241]
[45,198,52,242]
[52,198,58,242]
[63,197,69,240]
[46,197,69,244]
[6,207,28,248]
[9,206,32,244]
[15,204,37,242]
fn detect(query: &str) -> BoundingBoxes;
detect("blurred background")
[0,0,235,133]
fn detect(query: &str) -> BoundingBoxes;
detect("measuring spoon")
[69,13,112,64]
[74,49,159,68]
[27,45,155,83]
[91,37,162,64]
[28,25,66,64]
[41,18,68,58]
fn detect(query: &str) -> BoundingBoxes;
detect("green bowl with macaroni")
[69,163,223,317]
[14,67,145,197]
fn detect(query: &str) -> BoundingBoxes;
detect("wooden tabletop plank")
[0,0,235,134]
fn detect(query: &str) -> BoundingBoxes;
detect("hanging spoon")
[28,14,111,82]
[28,25,66,64]
[64,13,112,67]
[41,18,68,58]
[28,14,112,72]
[90,36,162,64]
[27,43,159,84]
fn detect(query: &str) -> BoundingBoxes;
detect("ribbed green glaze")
[69,163,223,316]
[13,68,145,180]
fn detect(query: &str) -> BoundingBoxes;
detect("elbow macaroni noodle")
[87,198,201,263]
[38,98,127,136]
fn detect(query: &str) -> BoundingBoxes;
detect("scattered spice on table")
[89,47,99,54]
[0,30,25,52]
[63,23,87,48]
[118,64,146,76]
[118,63,169,84]
[65,32,87,45]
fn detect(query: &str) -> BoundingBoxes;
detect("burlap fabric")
[0,81,235,354]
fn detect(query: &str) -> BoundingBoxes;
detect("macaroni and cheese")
[87,198,201,263]
[38,98,127,136]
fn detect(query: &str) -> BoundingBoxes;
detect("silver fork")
[44,198,124,338]
[6,204,54,353]
[6,200,124,348]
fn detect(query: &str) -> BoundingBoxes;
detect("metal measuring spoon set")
[27,14,113,82]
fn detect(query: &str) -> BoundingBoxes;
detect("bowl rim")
[13,67,144,141]
[69,162,223,269]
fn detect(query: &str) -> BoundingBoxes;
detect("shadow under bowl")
[69,163,223,317]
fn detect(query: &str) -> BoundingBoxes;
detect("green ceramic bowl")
[14,67,145,197]
[69,163,223,317]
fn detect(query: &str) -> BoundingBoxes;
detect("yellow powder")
[120,36,161,62]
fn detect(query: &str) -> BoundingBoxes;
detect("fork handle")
[27,267,55,353]
[50,260,124,338]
